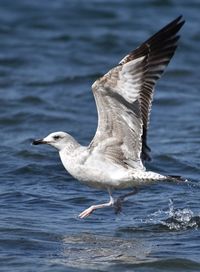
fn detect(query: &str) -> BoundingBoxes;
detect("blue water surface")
[0,0,200,271]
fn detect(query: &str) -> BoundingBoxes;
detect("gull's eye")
[53,135,61,140]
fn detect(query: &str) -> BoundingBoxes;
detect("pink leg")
[79,190,114,219]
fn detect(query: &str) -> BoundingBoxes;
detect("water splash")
[161,199,199,230]
[144,199,199,231]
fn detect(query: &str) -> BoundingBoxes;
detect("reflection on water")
[54,234,154,270]
[54,202,200,270]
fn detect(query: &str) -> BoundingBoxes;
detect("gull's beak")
[32,139,48,145]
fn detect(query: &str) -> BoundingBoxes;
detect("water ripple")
[0,1,200,272]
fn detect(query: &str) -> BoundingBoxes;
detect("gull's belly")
[59,149,165,190]
[70,163,166,189]
[77,162,131,189]
[77,167,124,188]
[60,153,132,189]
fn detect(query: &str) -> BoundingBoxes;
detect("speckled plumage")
[33,16,185,218]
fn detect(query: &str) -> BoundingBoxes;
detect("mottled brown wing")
[90,56,146,169]
[90,16,184,167]
[120,16,185,161]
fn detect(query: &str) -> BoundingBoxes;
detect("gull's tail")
[166,175,200,189]
[167,175,188,183]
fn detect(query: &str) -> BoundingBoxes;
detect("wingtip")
[166,15,185,31]
[175,15,185,26]
[176,15,183,21]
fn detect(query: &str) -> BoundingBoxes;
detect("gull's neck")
[59,136,81,154]
[58,136,84,177]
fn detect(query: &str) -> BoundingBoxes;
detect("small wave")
[25,73,101,87]
[19,96,45,105]
[0,56,26,67]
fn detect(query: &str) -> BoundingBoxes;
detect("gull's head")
[32,131,73,151]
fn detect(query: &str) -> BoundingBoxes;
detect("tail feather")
[167,175,200,190]
[167,175,188,183]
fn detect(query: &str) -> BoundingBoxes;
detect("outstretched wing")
[89,16,185,168]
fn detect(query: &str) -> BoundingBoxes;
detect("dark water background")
[0,0,200,271]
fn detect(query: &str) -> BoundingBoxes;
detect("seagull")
[33,16,185,218]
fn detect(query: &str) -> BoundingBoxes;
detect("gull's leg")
[79,189,114,219]
[114,187,138,214]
